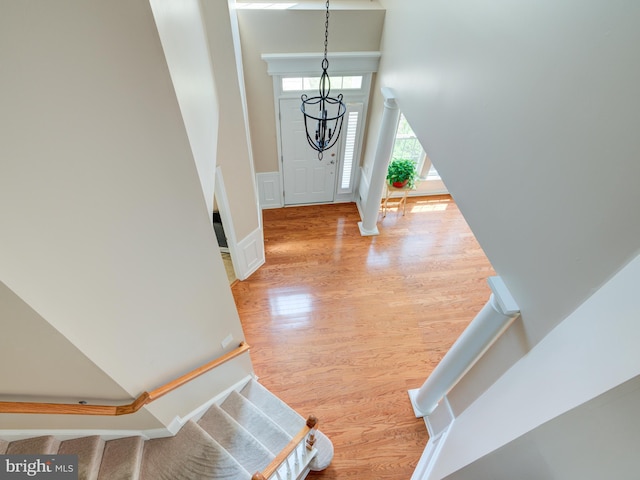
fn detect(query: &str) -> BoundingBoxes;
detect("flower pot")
[392,180,408,188]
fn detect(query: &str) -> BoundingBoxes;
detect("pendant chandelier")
[301,0,346,160]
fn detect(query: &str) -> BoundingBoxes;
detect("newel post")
[305,414,318,450]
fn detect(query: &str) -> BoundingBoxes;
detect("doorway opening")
[213,211,228,253]
[262,52,380,206]
[213,173,237,285]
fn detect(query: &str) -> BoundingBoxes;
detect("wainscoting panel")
[256,172,282,209]
[235,226,265,280]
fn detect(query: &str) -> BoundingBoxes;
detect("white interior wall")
[237,6,385,174]
[370,1,640,477]
[0,278,161,432]
[200,0,260,242]
[430,253,640,478]
[446,374,640,480]
[0,282,162,432]
[0,0,249,430]
[0,281,131,403]
[375,0,640,346]
[149,0,219,216]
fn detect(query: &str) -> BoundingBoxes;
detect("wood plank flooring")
[231,196,495,479]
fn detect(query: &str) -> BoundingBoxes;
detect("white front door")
[280,98,339,205]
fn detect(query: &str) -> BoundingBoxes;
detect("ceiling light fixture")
[301,0,346,160]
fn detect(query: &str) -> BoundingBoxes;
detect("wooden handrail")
[252,415,318,480]
[0,342,251,416]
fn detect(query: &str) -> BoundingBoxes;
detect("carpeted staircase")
[0,379,333,480]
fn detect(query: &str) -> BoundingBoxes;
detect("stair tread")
[198,404,274,474]
[140,420,250,480]
[1,381,333,476]
[221,390,292,455]
[59,436,104,480]
[97,436,144,480]
[241,379,334,471]
[240,379,305,437]
[6,435,60,455]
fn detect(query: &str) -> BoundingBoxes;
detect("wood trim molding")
[261,52,381,76]
[253,415,318,480]
[0,342,250,416]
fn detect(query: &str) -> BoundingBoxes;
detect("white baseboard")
[257,172,283,209]
[164,374,254,436]
[0,429,155,444]
[425,395,455,439]
[411,426,452,480]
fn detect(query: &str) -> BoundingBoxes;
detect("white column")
[419,153,432,178]
[408,277,520,417]
[358,87,401,236]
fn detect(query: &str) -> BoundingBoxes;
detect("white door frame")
[262,52,380,206]
[279,97,341,205]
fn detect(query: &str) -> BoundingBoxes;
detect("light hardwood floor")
[231,195,495,479]
[221,252,236,284]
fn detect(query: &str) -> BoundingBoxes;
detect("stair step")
[97,436,144,480]
[198,404,274,474]
[221,390,291,455]
[140,420,250,480]
[58,436,104,480]
[0,381,332,477]
[6,435,60,455]
[241,379,305,437]
[240,379,334,471]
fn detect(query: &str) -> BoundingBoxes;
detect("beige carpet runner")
[0,379,333,480]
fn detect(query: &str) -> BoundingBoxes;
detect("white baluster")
[286,457,292,480]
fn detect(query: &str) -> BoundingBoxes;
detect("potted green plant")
[387,159,418,188]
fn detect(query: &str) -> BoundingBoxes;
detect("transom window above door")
[282,76,363,92]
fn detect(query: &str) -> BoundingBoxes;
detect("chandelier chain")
[324,0,329,60]
[300,0,345,159]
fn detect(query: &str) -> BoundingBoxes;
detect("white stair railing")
[252,415,318,480]
[408,276,520,417]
